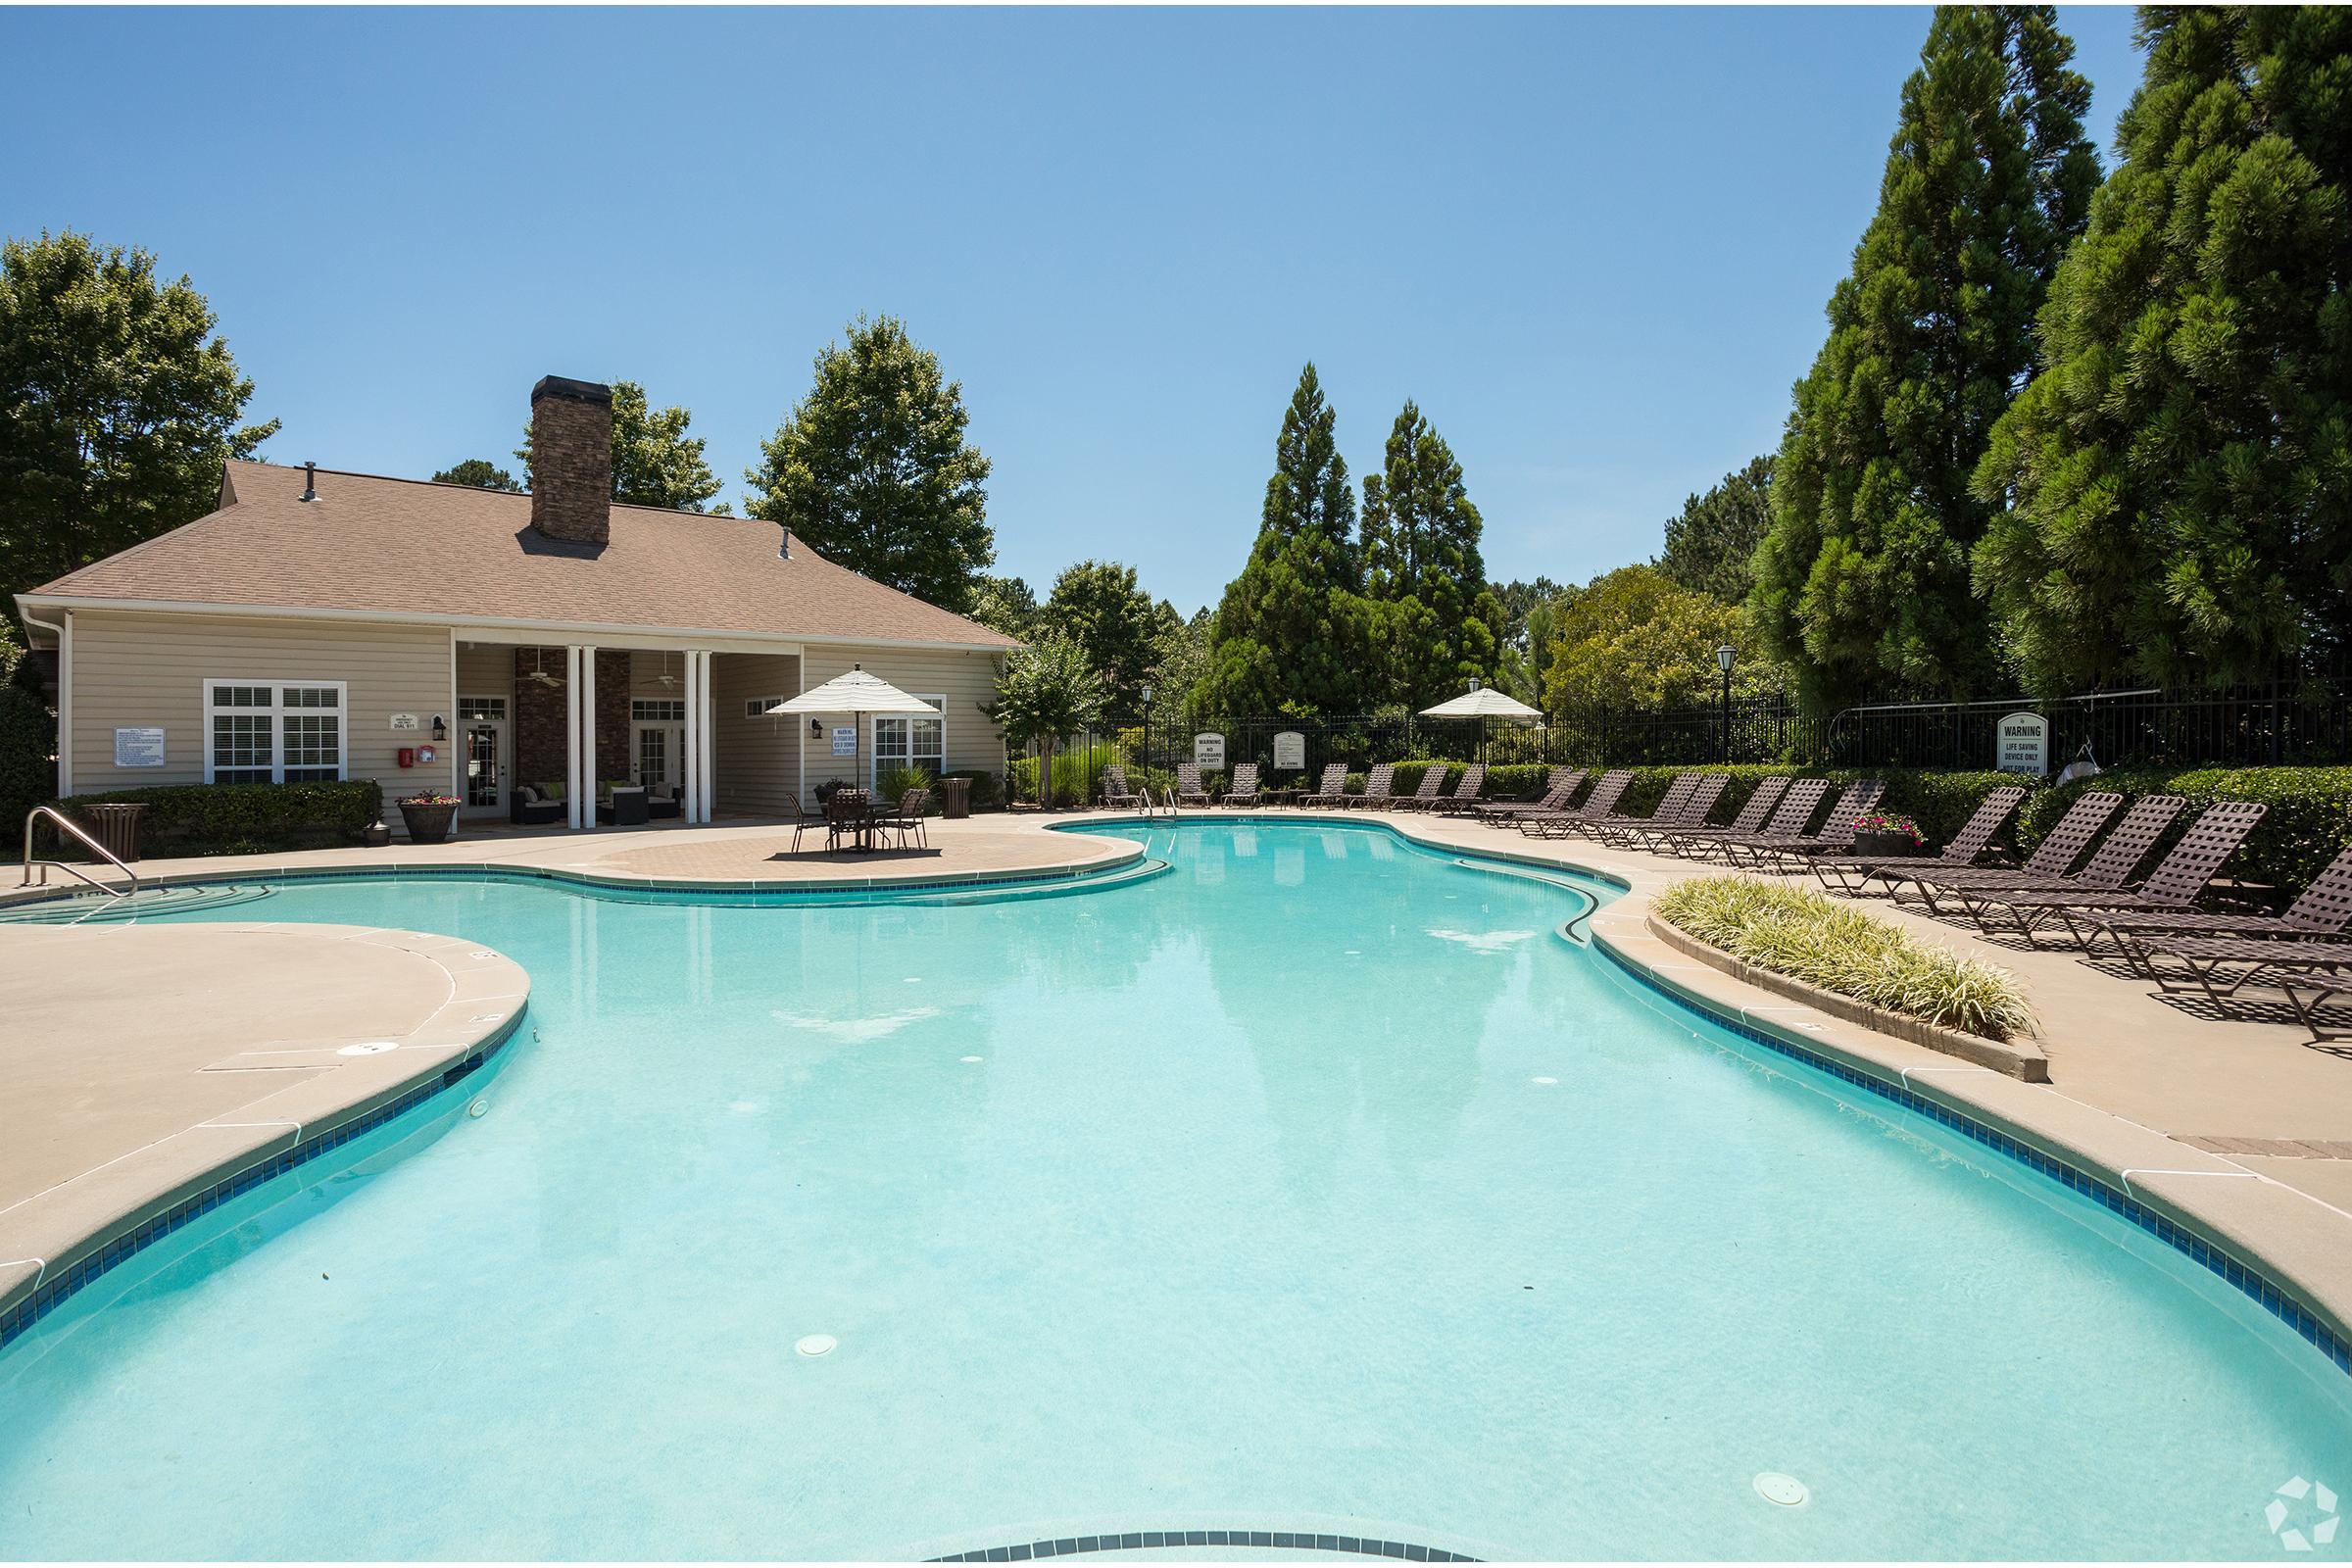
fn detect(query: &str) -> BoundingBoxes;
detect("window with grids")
[872,695,946,785]
[205,681,346,785]
[458,695,508,721]
[631,698,686,722]
[744,695,788,719]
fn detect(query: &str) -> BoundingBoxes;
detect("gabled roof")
[16,461,1020,650]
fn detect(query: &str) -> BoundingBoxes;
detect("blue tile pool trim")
[928,1530,1478,1561]
[0,1007,526,1352]
[1596,939,2352,1380]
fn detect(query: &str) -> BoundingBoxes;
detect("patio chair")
[878,787,931,850]
[1392,765,1451,811]
[1961,799,2270,949]
[1299,763,1349,808]
[1102,763,1145,810]
[2099,843,2352,948]
[1433,763,1490,814]
[825,787,874,853]
[2121,929,2352,1044]
[1652,775,1789,859]
[1221,763,1261,807]
[1356,763,1397,809]
[1617,773,1731,854]
[1808,785,2029,898]
[1722,779,1887,873]
[1904,793,2180,924]
[1578,772,1700,848]
[1468,767,1588,825]
[1875,790,2128,911]
[1520,769,1635,839]
[1659,777,1829,863]
[1173,762,1212,808]
[782,791,827,853]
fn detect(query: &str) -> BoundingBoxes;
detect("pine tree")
[1974,5,2352,692]
[1660,456,1773,603]
[1200,365,1383,712]
[1750,6,2099,709]
[1359,401,1504,706]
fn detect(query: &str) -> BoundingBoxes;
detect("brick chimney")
[528,375,612,545]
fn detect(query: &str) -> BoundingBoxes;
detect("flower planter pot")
[1852,829,1922,858]
[397,802,458,845]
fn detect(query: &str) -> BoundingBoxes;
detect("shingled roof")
[17,461,1021,650]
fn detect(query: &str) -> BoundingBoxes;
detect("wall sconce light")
[430,713,448,741]
[809,718,824,738]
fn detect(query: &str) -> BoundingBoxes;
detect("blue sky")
[1,5,2142,614]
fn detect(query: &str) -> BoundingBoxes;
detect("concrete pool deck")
[0,922,527,1339]
[4,804,2348,1370]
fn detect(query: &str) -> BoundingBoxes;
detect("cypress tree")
[1360,401,1504,706]
[1974,5,2352,692]
[1750,6,2099,709]
[1200,365,1382,712]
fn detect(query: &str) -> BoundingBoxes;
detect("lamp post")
[1139,682,1154,786]
[1715,644,1737,762]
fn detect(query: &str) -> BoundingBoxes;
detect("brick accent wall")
[513,647,635,789]
[528,376,612,545]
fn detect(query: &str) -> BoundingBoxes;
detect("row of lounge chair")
[1100,760,1498,813]
[1446,765,2351,1045]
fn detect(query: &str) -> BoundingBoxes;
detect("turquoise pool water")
[1,821,2346,1558]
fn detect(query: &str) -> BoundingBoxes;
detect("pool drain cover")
[338,1041,400,1056]
[796,1334,838,1357]
[1754,1473,1809,1507]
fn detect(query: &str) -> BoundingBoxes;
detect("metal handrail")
[21,807,141,899]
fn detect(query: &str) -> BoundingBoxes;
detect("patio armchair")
[1173,762,1212,809]
[644,782,683,820]
[782,791,827,853]
[1220,763,1261,807]
[1808,785,2028,898]
[511,782,566,827]
[596,784,650,828]
[1102,763,1146,811]
[878,788,931,850]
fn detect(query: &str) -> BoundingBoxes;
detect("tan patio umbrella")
[766,666,939,787]
[1419,682,1544,762]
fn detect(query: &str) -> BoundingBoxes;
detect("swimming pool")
[1,820,2345,1558]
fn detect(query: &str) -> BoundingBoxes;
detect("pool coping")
[0,924,530,1349]
[1071,808,2352,1379]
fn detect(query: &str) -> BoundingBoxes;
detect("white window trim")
[458,694,509,721]
[202,677,350,785]
[871,693,947,788]
[744,695,789,719]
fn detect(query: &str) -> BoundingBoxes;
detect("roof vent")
[777,527,791,561]
[300,463,318,503]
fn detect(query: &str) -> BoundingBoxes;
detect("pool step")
[0,882,277,925]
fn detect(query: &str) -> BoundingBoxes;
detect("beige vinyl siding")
[710,653,802,815]
[454,643,514,704]
[68,610,453,834]
[794,645,1005,791]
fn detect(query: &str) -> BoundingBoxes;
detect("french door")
[634,721,685,794]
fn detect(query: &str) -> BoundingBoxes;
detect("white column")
[579,644,598,830]
[56,612,74,799]
[446,629,462,833]
[682,649,704,825]
[794,656,807,808]
[698,652,717,821]
[564,645,583,830]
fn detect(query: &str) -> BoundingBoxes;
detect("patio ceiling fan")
[522,648,561,688]
[652,651,680,688]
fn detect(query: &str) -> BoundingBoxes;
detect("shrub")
[41,779,382,858]
[877,764,940,814]
[1654,874,2035,1041]
[1004,740,1128,807]
[0,682,58,840]
[939,768,1001,809]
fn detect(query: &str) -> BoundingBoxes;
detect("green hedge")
[0,683,58,841]
[42,780,383,858]
[939,769,1002,809]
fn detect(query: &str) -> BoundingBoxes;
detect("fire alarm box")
[397,747,416,768]
[416,745,437,766]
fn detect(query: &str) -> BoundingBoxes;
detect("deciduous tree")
[1042,560,1162,724]
[432,459,521,492]
[0,230,277,610]
[1974,5,2352,692]
[1750,6,2098,708]
[1544,565,1772,713]
[746,315,994,612]
[988,632,1103,809]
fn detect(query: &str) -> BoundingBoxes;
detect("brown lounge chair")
[1173,762,1212,809]
[1431,763,1490,814]
[2126,926,2352,1045]
[1877,790,2130,910]
[1957,799,2267,947]
[1470,767,1589,824]
[1650,775,1788,859]
[1724,779,1887,873]
[1614,774,1729,853]
[1101,763,1146,811]
[1298,763,1349,808]
[1663,777,1829,864]
[1533,766,1684,841]
[1809,785,2028,898]
[1220,762,1261,807]
[1583,772,1702,849]
[1355,762,1397,809]
[1522,769,1639,839]
[2103,843,2352,947]
[1391,764,1450,811]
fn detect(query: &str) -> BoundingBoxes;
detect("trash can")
[941,775,972,820]
[78,803,146,863]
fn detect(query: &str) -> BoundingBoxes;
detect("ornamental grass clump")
[1653,874,2035,1042]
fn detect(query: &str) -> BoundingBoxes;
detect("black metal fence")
[1008,670,2349,804]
